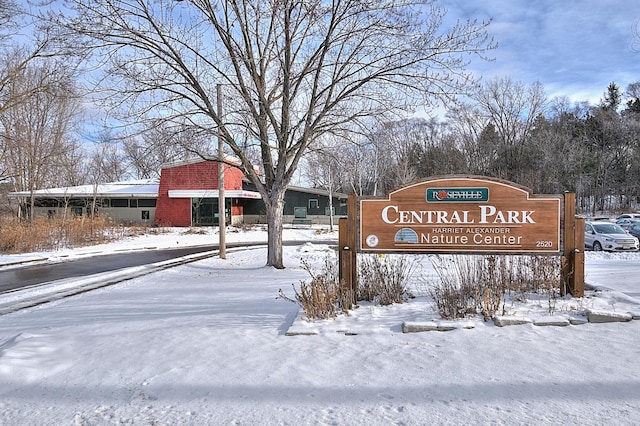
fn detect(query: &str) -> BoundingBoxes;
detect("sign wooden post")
[338,195,358,308]
[573,217,585,297]
[562,192,576,296]
[561,193,585,297]
[338,218,351,307]
[571,217,584,297]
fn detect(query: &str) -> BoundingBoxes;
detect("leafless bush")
[279,253,415,319]
[0,216,129,253]
[181,227,208,235]
[234,223,264,232]
[426,255,479,320]
[0,217,112,253]
[358,254,415,306]
[278,255,352,321]
[426,255,562,321]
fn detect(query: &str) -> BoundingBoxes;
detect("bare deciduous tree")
[303,137,350,231]
[455,77,547,181]
[123,122,214,179]
[55,0,495,268]
[1,0,82,186]
[0,61,82,218]
[1,0,68,116]
[475,77,547,147]
[89,137,128,184]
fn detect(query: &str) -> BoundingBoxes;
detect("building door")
[192,198,231,226]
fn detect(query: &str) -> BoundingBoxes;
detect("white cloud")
[444,0,640,105]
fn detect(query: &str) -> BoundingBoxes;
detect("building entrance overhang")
[168,190,261,199]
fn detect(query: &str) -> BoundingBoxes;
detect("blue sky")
[445,1,640,105]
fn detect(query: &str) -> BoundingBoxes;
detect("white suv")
[584,221,639,252]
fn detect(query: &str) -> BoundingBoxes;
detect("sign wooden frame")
[339,176,584,300]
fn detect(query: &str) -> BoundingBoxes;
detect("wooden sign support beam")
[338,195,358,308]
[561,192,585,297]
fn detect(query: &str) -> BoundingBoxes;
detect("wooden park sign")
[361,176,561,254]
[339,176,585,303]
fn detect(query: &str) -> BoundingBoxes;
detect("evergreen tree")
[602,82,622,111]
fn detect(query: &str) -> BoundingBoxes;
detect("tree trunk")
[29,190,35,221]
[265,192,286,269]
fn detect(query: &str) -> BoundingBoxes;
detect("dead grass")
[358,254,416,306]
[0,216,159,254]
[279,253,414,321]
[425,254,562,321]
[278,255,353,320]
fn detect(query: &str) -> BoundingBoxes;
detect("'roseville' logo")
[435,190,449,200]
[426,187,489,202]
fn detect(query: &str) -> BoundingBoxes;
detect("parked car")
[617,213,640,220]
[615,218,640,231]
[584,221,639,252]
[588,216,613,221]
[628,223,640,240]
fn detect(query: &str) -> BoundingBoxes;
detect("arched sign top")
[359,176,562,254]
[383,175,534,199]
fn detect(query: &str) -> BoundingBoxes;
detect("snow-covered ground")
[1,226,640,425]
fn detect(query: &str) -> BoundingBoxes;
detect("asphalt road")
[0,240,336,293]
[0,245,224,293]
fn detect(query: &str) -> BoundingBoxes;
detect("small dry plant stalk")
[358,254,415,306]
[427,254,562,321]
[278,254,351,321]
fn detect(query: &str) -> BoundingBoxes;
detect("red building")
[10,158,346,226]
[154,159,261,227]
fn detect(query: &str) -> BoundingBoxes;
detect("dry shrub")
[280,253,417,320]
[358,254,415,306]
[235,223,264,232]
[290,279,338,320]
[182,227,208,235]
[0,216,140,254]
[278,255,352,321]
[427,254,561,321]
[427,255,479,320]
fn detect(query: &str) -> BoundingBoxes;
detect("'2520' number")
[536,241,553,248]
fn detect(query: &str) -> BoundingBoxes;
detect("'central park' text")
[381,205,535,225]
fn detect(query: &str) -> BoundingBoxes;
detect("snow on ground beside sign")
[1,227,640,425]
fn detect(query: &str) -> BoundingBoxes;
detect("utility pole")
[217,84,226,259]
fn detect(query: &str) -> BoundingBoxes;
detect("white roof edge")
[8,191,159,198]
[8,180,159,198]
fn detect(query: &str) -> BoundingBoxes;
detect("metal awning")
[167,190,261,199]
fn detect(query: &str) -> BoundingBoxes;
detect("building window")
[141,210,150,220]
[110,198,129,207]
[130,199,138,208]
[309,199,319,209]
[35,198,60,207]
[138,199,157,207]
[294,207,307,218]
